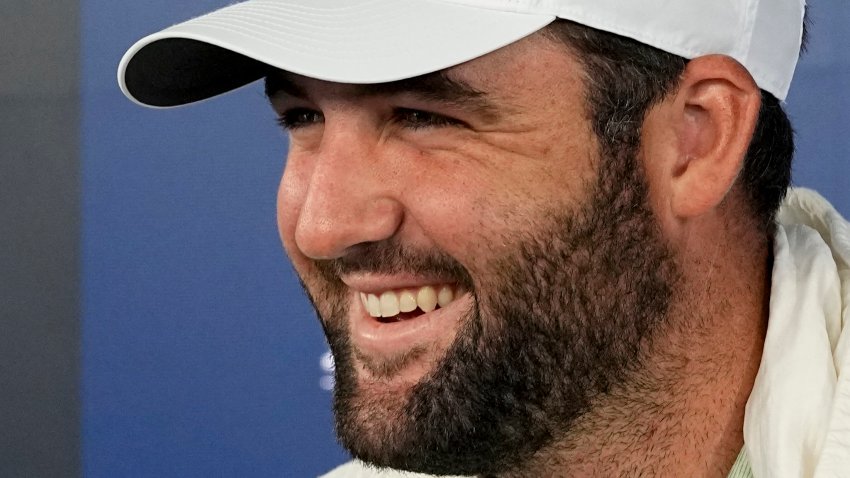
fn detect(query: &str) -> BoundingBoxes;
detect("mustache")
[313,239,474,288]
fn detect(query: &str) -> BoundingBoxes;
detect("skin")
[271,32,768,477]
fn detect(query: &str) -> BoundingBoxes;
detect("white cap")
[118,0,806,108]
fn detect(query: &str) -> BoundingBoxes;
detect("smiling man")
[119,1,850,477]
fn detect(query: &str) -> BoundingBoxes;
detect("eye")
[395,108,465,130]
[276,108,324,130]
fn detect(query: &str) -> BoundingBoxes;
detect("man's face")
[272,34,677,475]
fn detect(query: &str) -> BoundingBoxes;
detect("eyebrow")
[264,70,501,121]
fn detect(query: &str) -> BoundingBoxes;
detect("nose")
[288,128,404,260]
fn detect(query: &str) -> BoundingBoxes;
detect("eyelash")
[275,108,464,131]
[276,108,322,130]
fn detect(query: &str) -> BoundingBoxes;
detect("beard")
[300,149,679,476]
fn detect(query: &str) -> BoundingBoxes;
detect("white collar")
[745,188,850,477]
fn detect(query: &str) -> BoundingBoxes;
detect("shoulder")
[320,461,380,478]
[319,461,410,478]
[319,461,468,478]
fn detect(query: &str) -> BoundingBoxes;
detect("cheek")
[400,171,519,275]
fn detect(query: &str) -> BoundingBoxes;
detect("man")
[119,1,850,476]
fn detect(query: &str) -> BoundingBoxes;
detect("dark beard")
[304,150,678,476]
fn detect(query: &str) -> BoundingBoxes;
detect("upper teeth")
[359,285,457,318]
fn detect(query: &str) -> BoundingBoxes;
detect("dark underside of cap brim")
[125,38,270,107]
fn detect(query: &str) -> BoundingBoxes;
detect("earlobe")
[667,55,761,219]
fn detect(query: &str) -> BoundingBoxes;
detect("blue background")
[81,1,850,477]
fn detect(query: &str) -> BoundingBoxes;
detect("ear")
[645,55,761,221]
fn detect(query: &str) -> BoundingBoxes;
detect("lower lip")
[349,291,471,366]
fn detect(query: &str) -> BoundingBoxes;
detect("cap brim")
[118,0,554,108]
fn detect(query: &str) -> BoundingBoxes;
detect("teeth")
[379,291,400,318]
[359,285,459,318]
[367,294,381,318]
[416,286,438,313]
[437,286,454,308]
[399,290,417,313]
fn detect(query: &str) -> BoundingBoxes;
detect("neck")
[497,226,771,478]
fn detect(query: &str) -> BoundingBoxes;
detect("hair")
[545,14,810,234]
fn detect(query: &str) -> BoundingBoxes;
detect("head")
[270,32,677,475]
[266,17,798,473]
[119,1,808,475]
